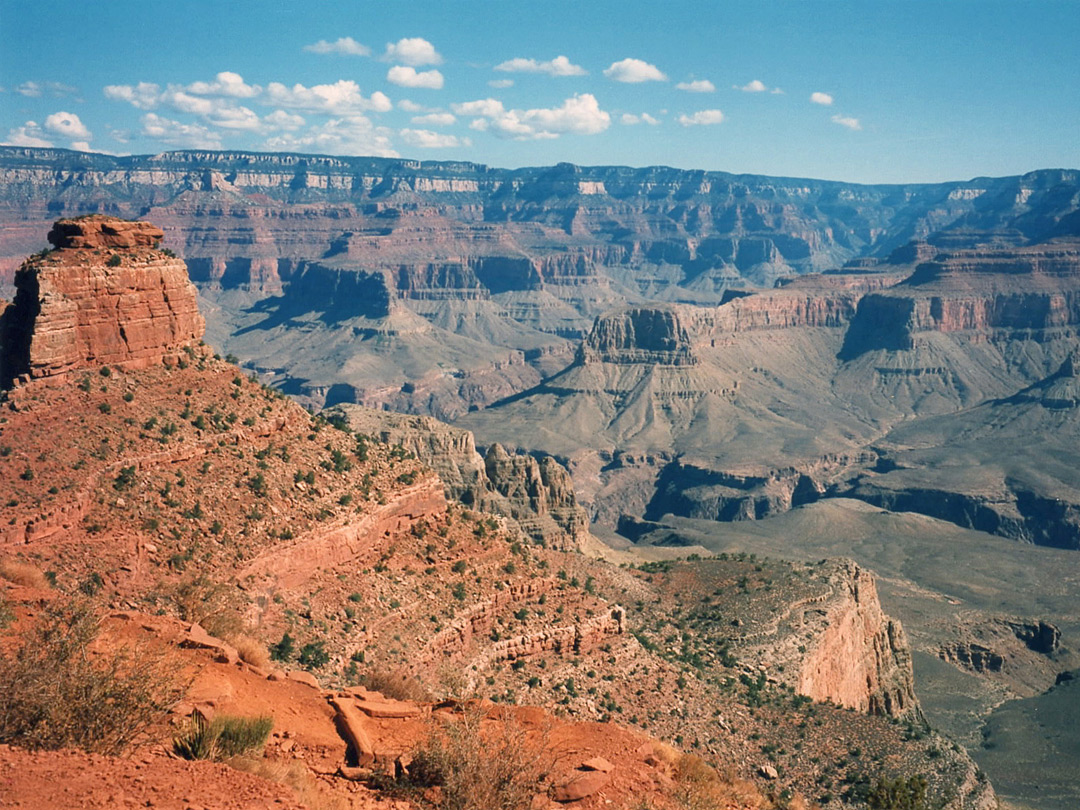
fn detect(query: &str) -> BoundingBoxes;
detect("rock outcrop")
[841,241,1080,359]
[0,215,204,387]
[795,563,918,717]
[578,307,697,366]
[323,403,591,551]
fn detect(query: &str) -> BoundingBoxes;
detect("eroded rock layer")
[1,216,204,386]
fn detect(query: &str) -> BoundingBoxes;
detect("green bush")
[868,775,928,810]
[173,713,273,760]
[106,254,122,267]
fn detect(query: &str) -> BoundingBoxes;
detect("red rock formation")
[1,216,204,385]
[796,562,918,717]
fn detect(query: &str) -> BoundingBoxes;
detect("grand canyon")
[2,144,1079,810]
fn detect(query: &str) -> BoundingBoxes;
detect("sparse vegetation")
[173,713,273,761]
[0,599,184,755]
[398,706,548,810]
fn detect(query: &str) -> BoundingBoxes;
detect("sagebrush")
[0,599,184,754]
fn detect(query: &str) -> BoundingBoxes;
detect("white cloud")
[303,37,371,56]
[494,55,586,77]
[265,80,392,113]
[737,79,768,93]
[831,114,861,130]
[810,91,834,106]
[397,99,425,113]
[16,81,79,98]
[264,115,398,157]
[677,109,724,126]
[383,37,442,66]
[44,111,91,140]
[3,121,52,147]
[488,78,514,89]
[69,141,93,152]
[603,58,667,83]
[411,112,455,126]
[400,128,470,148]
[104,81,162,110]
[676,79,715,93]
[262,110,306,131]
[620,112,660,126]
[771,87,785,95]
[141,113,222,149]
[460,93,610,140]
[185,71,261,98]
[387,66,444,90]
[452,98,506,118]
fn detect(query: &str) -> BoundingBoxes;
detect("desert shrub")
[270,632,295,662]
[868,775,928,810]
[173,712,273,761]
[0,595,13,628]
[363,668,433,703]
[0,599,183,754]
[298,640,329,669]
[162,575,247,640]
[401,706,548,810]
[229,634,271,668]
[0,559,49,589]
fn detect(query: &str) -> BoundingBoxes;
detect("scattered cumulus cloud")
[386,66,444,90]
[451,98,506,118]
[676,79,715,93]
[141,113,223,149]
[494,55,586,77]
[265,80,392,113]
[383,37,442,66]
[399,128,470,148]
[603,58,667,83]
[397,99,425,113]
[69,141,93,152]
[44,111,91,140]
[620,113,660,126]
[264,115,398,157]
[411,112,456,126]
[737,79,768,93]
[185,72,261,98]
[456,93,609,140]
[16,81,79,98]
[831,114,861,130]
[810,92,833,105]
[488,78,514,89]
[3,121,53,147]
[303,37,371,56]
[677,109,724,126]
[104,81,162,110]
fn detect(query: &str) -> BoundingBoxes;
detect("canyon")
[0,216,996,809]
[4,144,1080,808]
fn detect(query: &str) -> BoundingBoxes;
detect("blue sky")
[2,0,1077,184]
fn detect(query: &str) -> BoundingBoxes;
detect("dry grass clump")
[229,634,271,668]
[401,706,550,810]
[363,668,434,703]
[0,558,49,589]
[231,757,350,810]
[0,598,184,754]
[173,713,273,761]
[666,749,776,810]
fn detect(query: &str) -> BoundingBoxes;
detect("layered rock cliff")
[0,215,204,387]
[323,403,592,550]
[841,241,1080,358]
[578,307,697,366]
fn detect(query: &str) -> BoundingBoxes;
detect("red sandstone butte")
[1,216,204,383]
